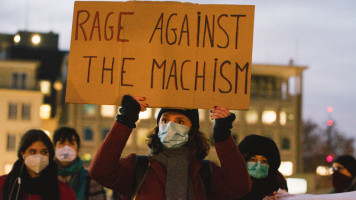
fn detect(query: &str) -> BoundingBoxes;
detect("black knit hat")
[335,155,356,177]
[157,109,200,130]
[238,134,281,175]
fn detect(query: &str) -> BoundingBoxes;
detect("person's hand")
[116,95,143,128]
[263,192,279,200]
[132,96,148,111]
[212,106,236,142]
[210,106,231,120]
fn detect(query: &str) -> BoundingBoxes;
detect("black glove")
[116,95,141,128]
[213,113,236,142]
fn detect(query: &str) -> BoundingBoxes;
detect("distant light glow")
[139,108,152,119]
[326,154,334,162]
[327,120,333,126]
[40,104,51,119]
[327,106,333,113]
[286,178,307,194]
[14,35,21,43]
[316,166,333,176]
[4,164,13,174]
[279,161,293,176]
[40,80,51,95]
[100,105,115,117]
[280,111,287,125]
[83,153,92,161]
[31,34,41,45]
[262,110,276,124]
[246,110,258,124]
[43,130,51,137]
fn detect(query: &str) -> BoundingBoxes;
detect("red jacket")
[90,121,251,200]
[0,175,76,200]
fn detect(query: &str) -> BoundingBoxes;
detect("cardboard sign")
[66,1,255,109]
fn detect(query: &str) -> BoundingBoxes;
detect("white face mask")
[158,121,189,148]
[24,154,49,174]
[55,145,77,162]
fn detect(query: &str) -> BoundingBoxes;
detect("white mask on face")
[55,145,77,162]
[158,121,189,148]
[24,154,49,174]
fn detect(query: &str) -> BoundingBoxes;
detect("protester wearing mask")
[89,95,251,200]
[236,134,288,200]
[53,127,106,200]
[331,155,356,193]
[0,129,76,200]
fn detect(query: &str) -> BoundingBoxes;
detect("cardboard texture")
[66,1,255,109]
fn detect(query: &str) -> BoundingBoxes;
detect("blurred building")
[59,55,307,174]
[0,31,67,134]
[0,59,43,175]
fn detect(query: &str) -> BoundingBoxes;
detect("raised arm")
[89,95,147,193]
[210,106,251,199]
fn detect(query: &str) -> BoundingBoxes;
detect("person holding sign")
[236,135,288,200]
[89,95,251,200]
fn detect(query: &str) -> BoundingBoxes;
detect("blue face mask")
[158,121,189,148]
[247,161,269,179]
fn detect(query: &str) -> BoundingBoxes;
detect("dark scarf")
[2,159,59,200]
[236,174,279,200]
[57,158,86,200]
[332,170,353,193]
[149,147,194,200]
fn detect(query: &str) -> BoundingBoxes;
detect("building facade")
[0,60,43,175]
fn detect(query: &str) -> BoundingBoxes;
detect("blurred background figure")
[53,127,106,200]
[236,134,288,200]
[331,155,356,193]
[0,129,76,200]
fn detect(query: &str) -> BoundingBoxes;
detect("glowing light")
[280,111,287,125]
[326,154,334,162]
[83,153,92,161]
[279,161,293,176]
[327,120,333,126]
[31,34,41,45]
[316,166,333,176]
[40,80,51,95]
[4,164,13,174]
[327,106,333,113]
[245,110,258,124]
[14,35,21,43]
[100,105,115,117]
[139,108,152,119]
[40,104,51,119]
[262,110,276,124]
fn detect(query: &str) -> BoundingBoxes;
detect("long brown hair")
[147,126,210,160]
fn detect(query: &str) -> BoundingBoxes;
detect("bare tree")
[302,119,355,172]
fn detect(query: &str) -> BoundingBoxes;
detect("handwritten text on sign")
[66,1,255,109]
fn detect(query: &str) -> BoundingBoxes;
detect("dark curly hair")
[147,126,210,160]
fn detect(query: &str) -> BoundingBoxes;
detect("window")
[102,128,110,140]
[136,128,149,146]
[11,73,18,88]
[281,137,291,150]
[22,104,31,120]
[8,103,17,120]
[84,104,97,117]
[101,105,116,117]
[7,134,16,151]
[12,73,28,89]
[84,128,94,141]
[280,111,287,125]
